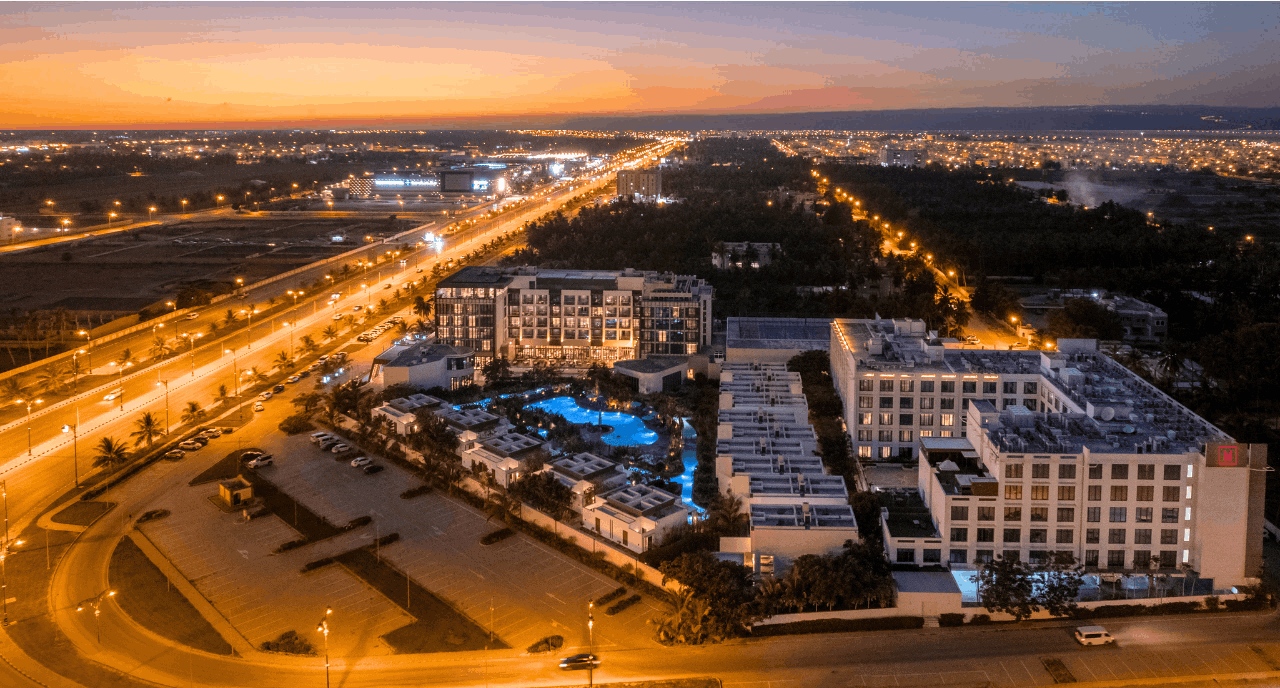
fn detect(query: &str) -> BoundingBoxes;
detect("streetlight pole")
[1,536,24,626]
[242,309,259,350]
[158,379,170,433]
[317,607,332,688]
[16,398,43,455]
[79,331,92,372]
[76,590,115,643]
[62,410,80,487]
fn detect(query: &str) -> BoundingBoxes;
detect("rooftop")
[481,431,543,457]
[750,503,859,530]
[613,358,686,374]
[601,483,683,518]
[880,493,941,539]
[376,342,473,368]
[438,406,499,429]
[549,452,622,482]
[726,317,833,351]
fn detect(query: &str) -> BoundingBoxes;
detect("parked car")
[310,432,331,444]
[253,401,265,412]
[259,391,272,401]
[1074,626,1114,646]
[163,449,185,460]
[287,375,301,383]
[273,384,285,393]
[559,654,600,671]
[331,444,351,453]
[298,370,311,378]
[350,456,372,467]
[332,353,347,362]
[199,427,223,438]
[246,456,274,468]
[103,389,123,402]
[216,426,235,435]
[178,441,203,451]
[362,464,384,475]
[188,436,209,447]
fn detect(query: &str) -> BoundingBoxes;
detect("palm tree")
[299,335,319,355]
[180,401,207,425]
[149,334,172,359]
[413,296,431,320]
[704,492,749,536]
[321,325,339,341]
[394,321,409,337]
[35,365,68,394]
[274,350,294,369]
[245,366,269,386]
[115,348,137,368]
[1157,348,1186,389]
[223,309,239,327]
[215,383,231,403]
[0,378,29,405]
[93,436,130,469]
[131,411,166,449]
[291,392,324,413]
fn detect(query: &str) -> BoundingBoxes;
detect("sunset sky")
[2,2,1277,128]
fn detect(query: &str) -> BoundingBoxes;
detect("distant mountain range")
[561,106,1280,133]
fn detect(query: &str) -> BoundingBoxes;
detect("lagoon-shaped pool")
[526,396,659,447]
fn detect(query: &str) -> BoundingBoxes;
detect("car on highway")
[383,283,392,290]
[246,456,274,468]
[253,401,265,412]
[178,440,203,451]
[1074,626,1114,646]
[273,384,285,393]
[163,449,185,460]
[558,654,600,671]
[352,305,363,311]
[185,312,201,320]
[362,464,384,475]
[962,335,980,344]
[103,389,123,402]
[350,456,372,467]
[333,313,345,320]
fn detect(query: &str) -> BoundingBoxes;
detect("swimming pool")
[526,396,659,446]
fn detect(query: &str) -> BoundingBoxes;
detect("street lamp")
[181,199,188,213]
[61,218,70,232]
[217,195,224,207]
[317,606,332,688]
[108,361,130,411]
[76,590,115,643]
[2,538,25,626]
[157,380,170,433]
[14,398,43,455]
[587,598,595,646]
[108,212,117,226]
[61,415,80,487]
[181,332,202,376]
[241,308,260,349]
[148,206,156,221]
[361,283,369,305]
[285,321,296,356]
[78,330,92,371]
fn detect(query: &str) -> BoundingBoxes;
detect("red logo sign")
[1218,445,1238,467]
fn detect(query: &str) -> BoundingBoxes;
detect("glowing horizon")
[3,2,1277,129]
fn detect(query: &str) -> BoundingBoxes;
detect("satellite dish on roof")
[1100,407,1116,421]
[1122,425,1136,434]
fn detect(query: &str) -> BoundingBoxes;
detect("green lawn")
[108,537,234,656]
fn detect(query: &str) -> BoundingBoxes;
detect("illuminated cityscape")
[0,4,1278,688]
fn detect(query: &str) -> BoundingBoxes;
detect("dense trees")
[976,552,1084,621]
[657,551,761,641]
[507,472,574,520]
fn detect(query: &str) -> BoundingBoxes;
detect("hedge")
[400,484,433,499]
[301,556,336,573]
[526,635,564,654]
[938,613,965,627]
[373,533,399,547]
[605,594,642,616]
[260,630,315,655]
[596,586,627,606]
[968,614,992,625]
[753,616,925,637]
[345,515,372,530]
[135,509,170,525]
[273,539,307,554]
[480,528,515,546]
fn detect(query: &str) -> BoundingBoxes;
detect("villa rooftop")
[750,503,858,530]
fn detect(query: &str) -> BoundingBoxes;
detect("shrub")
[753,616,925,636]
[605,594,642,616]
[274,539,307,554]
[596,586,627,606]
[526,635,564,654]
[373,533,399,547]
[1224,597,1270,612]
[400,484,433,499]
[247,506,272,520]
[938,613,965,627]
[1150,601,1200,616]
[301,557,335,573]
[345,515,372,530]
[968,614,992,625]
[136,509,170,524]
[260,630,315,655]
[1203,595,1221,611]
[480,528,515,545]
[278,414,314,435]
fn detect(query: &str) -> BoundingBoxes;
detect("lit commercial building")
[434,266,713,364]
[370,342,476,391]
[347,166,510,198]
[831,319,1266,588]
[879,147,920,167]
[617,168,662,199]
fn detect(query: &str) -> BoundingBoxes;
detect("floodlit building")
[832,319,1266,588]
[617,168,662,199]
[879,147,920,167]
[370,342,475,391]
[435,266,713,364]
[461,430,545,488]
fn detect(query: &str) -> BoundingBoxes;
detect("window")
[899,414,914,425]
[876,430,893,443]
[1164,464,1181,480]
[922,549,941,564]
[1085,550,1100,567]
[1058,486,1076,501]
[919,414,935,426]
[1110,486,1128,501]
[1109,507,1127,523]
[1086,528,1100,544]
[1108,529,1127,544]
[1136,486,1154,502]
[1161,508,1179,523]
[1089,464,1103,479]
[880,396,894,409]
[1138,464,1155,480]
[1004,485,1022,500]
[858,412,873,425]
[1030,507,1049,522]
[900,379,914,393]
[940,380,955,393]
[879,413,894,425]
[976,528,994,542]
[1087,507,1101,522]
[962,381,976,394]
[1004,507,1022,521]
[1005,464,1024,479]
[1111,464,1129,480]
[858,445,872,458]
[941,413,955,426]
[1032,464,1050,479]
[1056,529,1074,544]
[976,549,994,564]
[940,398,955,410]
[1003,528,1021,543]
[857,430,873,441]
[899,430,914,443]
[1088,485,1102,501]
[950,528,968,542]
[920,397,934,410]
[977,507,995,521]
[951,506,969,521]
[1107,550,1126,567]
[880,446,892,458]
[858,396,874,409]
[1023,382,1038,395]
[1003,381,1018,394]
[1057,507,1076,522]
[1003,550,1020,563]
[1136,507,1153,523]
[1134,529,1152,545]
[880,380,895,392]
[1031,485,1049,500]
[949,550,967,564]
[1133,550,1152,568]
[983,381,997,394]
[1160,551,1177,568]
[1059,464,1077,480]
[859,379,874,392]
[1163,486,1180,502]
[920,380,935,393]
[1029,529,1047,543]
[1160,529,1177,545]
[896,549,915,563]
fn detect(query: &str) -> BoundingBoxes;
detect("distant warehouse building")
[617,168,662,199]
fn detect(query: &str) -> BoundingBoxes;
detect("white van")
[1074,626,1114,646]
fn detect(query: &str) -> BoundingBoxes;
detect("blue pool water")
[526,396,659,447]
